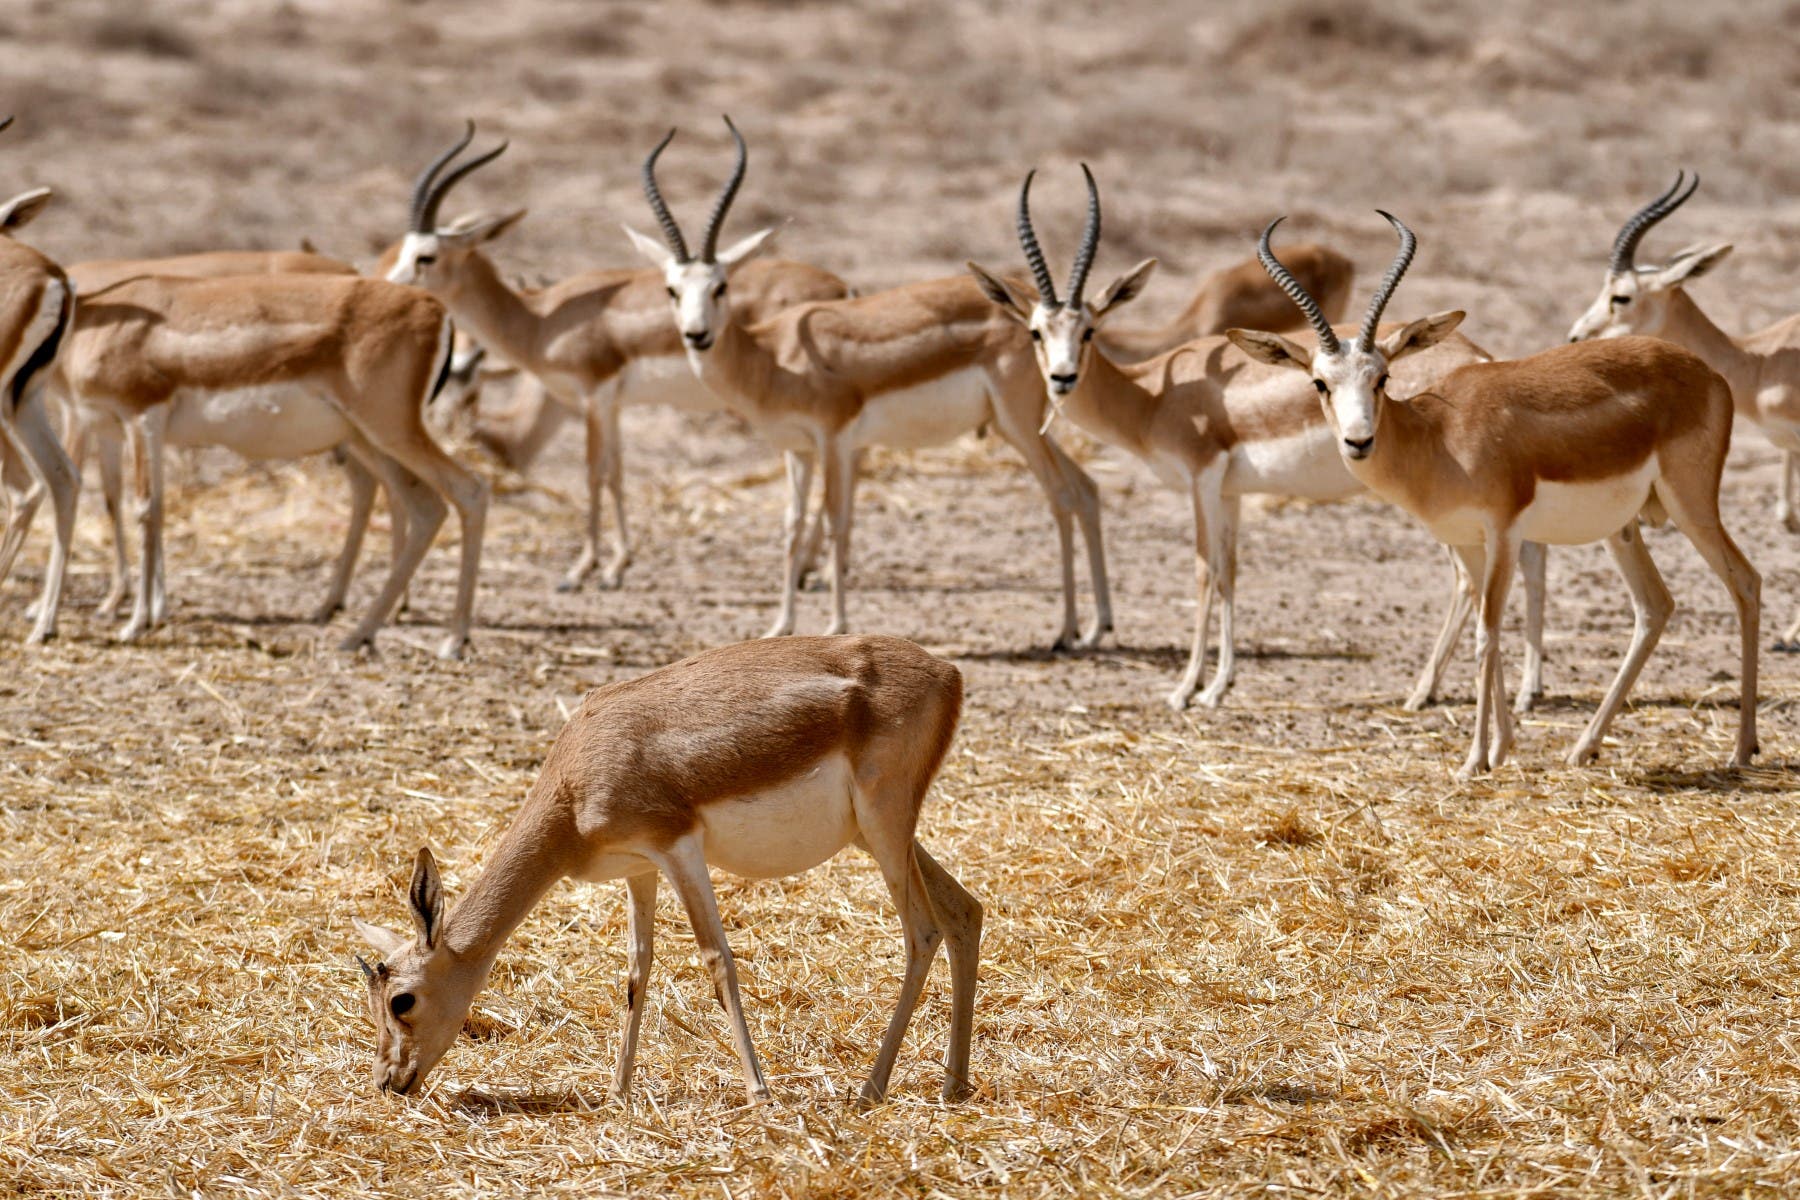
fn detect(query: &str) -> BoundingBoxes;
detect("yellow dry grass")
[2,437,1797,1198]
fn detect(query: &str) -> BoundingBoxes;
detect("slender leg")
[1780,449,1800,534]
[1196,494,1241,708]
[561,391,628,592]
[118,408,169,643]
[611,870,659,1100]
[0,433,42,590]
[1567,522,1673,766]
[1168,474,1219,711]
[1456,536,1519,780]
[338,453,446,654]
[1407,546,1474,711]
[311,451,379,623]
[764,448,815,638]
[11,392,83,641]
[1046,438,1112,647]
[821,440,857,637]
[95,422,132,619]
[651,833,769,1104]
[596,401,630,589]
[913,842,982,1103]
[1513,540,1548,713]
[795,450,828,589]
[988,405,1082,650]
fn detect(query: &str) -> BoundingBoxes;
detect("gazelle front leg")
[820,440,858,637]
[118,408,170,643]
[561,391,629,592]
[1406,546,1473,711]
[4,389,80,643]
[1195,494,1242,708]
[1455,535,1518,780]
[651,832,770,1105]
[1780,449,1800,534]
[764,449,816,638]
[1513,540,1548,713]
[1046,439,1112,648]
[1567,521,1673,766]
[1168,473,1222,711]
[611,870,658,1100]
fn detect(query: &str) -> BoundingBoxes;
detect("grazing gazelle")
[626,118,1110,646]
[380,123,851,592]
[1567,171,1800,646]
[968,167,1543,710]
[354,635,981,1105]
[1099,240,1353,361]
[0,117,76,645]
[51,272,487,657]
[1230,212,1759,777]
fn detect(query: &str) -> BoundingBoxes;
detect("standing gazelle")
[625,118,1110,646]
[968,167,1541,710]
[0,117,76,645]
[380,122,852,593]
[1567,172,1800,646]
[354,635,981,1106]
[1230,213,1758,777]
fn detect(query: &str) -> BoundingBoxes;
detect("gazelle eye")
[390,994,416,1017]
[1376,374,1389,391]
[1030,330,1043,342]
[1082,328,1095,342]
[1611,295,1631,306]
[414,255,436,267]
[666,287,678,300]
[1312,379,1328,395]
[713,282,727,299]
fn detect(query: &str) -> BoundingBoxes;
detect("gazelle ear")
[623,224,677,268]
[1092,258,1158,319]
[0,188,53,232]
[1225,328,1313,371]
[352,917,408,960]
[1657,242,1732,287]
[438,207,527,246]
[1378,310,1465,361]
[966,261,1040,322]
[716,226,778,270]
[408,847,446,949]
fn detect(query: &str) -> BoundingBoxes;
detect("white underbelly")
[848,367,990,450]
[1224,428,1359,500]
[699,753,858,879]
[615,354,722,414]
[1517,458,1660,545]
[166,385,352,459]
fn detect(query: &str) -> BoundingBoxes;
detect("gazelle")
[354,634,981,1105]
[970,167,1549,711]
[1099,240,1353,361]
[50,272,487,657]
[625,118,1110,645]
[0,117,77,645]
[1230,212,1758,777]
[1567,172,1800,646]
[379,123,851,592]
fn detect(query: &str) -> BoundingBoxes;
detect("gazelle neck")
[440,802,577,974]
[1659,289,1762,411]
[1352,391,1446,514]
[693,315,780,416]
[1065,349,1161,453]
[437,253,551,374]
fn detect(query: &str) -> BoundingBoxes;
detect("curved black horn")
[355,955,376,983]
[419,138,508,236]
[698,115,748,264]
[1016,170,1058,306]
[409,120,475,232]
[1609,170,1699,274]
[641,128,690,262]
[0,116,13,138]
[1357,210,1417,351]
[1067,163,1102,309]
[1257,217,1339,353]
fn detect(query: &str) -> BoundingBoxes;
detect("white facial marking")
[1568,269,1653,343]
[1311,343,1391,459]
[386,233,441,286]
[1031,303,1091,397]
[663,259,731,352]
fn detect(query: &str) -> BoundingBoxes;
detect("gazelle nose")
[1050,373,1077,391]
[1343,435,1374,458]
[684,330,714,350]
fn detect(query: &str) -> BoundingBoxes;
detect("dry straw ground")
[4,0,1800,1196]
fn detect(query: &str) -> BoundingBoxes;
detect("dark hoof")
[1774,639,1800,654]
[556,579,581,594]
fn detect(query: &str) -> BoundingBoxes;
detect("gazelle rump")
[380,123,851,592]
[968,166,1542,711]
[624,117,1111,648]
[354,635,981,1105]
[1567,171,1800,646]
[1232,213,1758,777]
[0,116,77,646]
[52,272,488,657]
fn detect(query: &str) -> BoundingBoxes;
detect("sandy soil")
[2,1,1799,1196]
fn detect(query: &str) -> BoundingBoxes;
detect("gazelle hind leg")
[851,788,943,1105]
[311,450,380,623]
[765,449,815,638]
[1514,540,1548,713]
[94,424,132,618]
[913,842,981,1102]
[338,448,446,655]
[1169,474,1221,711]
[651,832,769,1104]
[1196,494,1242,708]
[1407,546,1474,711]
[1567,522,1673,766]
[1780,448,1800,534]
[821,441,857,637]
[1656,479,1761,765]
[0,433,42,591]
[611,870,658,1100]
[1046,437,1112,646]
[117,408,168,643]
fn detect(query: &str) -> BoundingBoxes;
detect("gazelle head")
[968,165,1157,402]
[623,116,778,354]
[383,122,522,289]
[352,847,481,1096]
[1227,213,1464,462]
[1566,171,1730,343]
[0,116,54,236]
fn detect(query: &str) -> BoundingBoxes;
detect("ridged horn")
[641,128,690,262]
[1357,210,1417,352]
[1610,170,1700,273]
[1066,163,1101,309]
[419,138,508,237]
[1015,170,1057,306]
[409,121,475,232]
[698,115,747,264]
[1257,217,1339,353]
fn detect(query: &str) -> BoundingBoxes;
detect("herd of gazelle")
[0,115,1789,1100]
